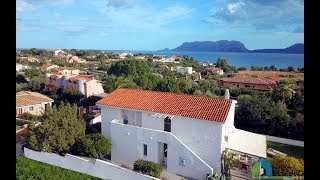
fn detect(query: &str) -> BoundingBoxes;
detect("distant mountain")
[250,43,304,54]
[158,48,170,51]
[171,40,249,52]
[162,41,304,54]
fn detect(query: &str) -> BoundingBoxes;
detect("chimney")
[224,89,230,99]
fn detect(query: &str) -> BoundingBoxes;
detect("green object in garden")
[252,162,261,177]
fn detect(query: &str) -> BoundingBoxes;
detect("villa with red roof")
[96,88,266,179]
[219,74,277,90]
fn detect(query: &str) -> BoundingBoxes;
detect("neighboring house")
[199,62,213,67]
[45,73,104,98]
[51,67,80,76]
[27,57,40,63]
[219,74,277,90]
[16,63,30,72]
[54,49,65,56]
[67,56,87,63]
[16,91,54,117]
[105,59,120,63]
[97,88,266,180]
[39,64,59,71]
[176,66,193,74]
[202,67,224,76]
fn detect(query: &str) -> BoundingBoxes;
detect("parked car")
[92,107,101,114]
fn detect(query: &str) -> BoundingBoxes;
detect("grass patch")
[16,157,101,180]
[267,141,304,160]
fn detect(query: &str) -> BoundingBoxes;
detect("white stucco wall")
[24,148,158,180]
[171,116,223,173]
[110,120,213,180]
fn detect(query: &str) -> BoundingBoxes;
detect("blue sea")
[107,50,304,69]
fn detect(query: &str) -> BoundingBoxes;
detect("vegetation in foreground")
[16,156,101,180]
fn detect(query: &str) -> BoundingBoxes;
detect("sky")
[16,0,304,51]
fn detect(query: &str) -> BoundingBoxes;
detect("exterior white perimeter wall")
[99,105,225,174]
[110,120,213,180]
[265,135,304,147]
[24,148,158,180]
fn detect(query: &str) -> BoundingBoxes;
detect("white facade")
[98,100,238,179]
[16,63,29,72]
[176,66,193,74]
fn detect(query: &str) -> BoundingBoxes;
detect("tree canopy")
[27,102,86,153]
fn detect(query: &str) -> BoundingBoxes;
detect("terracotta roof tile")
[69,75,93,82]
[97,88,233,123]
[40,64,54,69]
[16,91,54,107]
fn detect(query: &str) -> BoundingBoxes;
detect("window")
[143,144,147,156]
[245,85,250,87]
[29,106,34,111]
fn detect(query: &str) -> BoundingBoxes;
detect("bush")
[133,159,163,178]
[270,156,304,176]
[16,119,31,126]
[71,133,111,158]
[20,112,42,121]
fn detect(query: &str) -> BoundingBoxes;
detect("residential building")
[176,66,193,74]
[45,73,104,98]
[202,67,224,75]
[67,56,87,63]
[39,64,59,71]
[16,63,30,72]
[51,67,79,76]
[199,62,213,67]
[16,91,54,117]
[219,74,277,90]
[97,88,266,180]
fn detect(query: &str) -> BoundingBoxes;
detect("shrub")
[270,155,304,176]
[20,112,42,121]
[71,133,111,158]
[16,119,31,126]
[133,159,163,178]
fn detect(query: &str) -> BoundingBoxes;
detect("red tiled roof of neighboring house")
[16,91,53,107]
[97,88,233,123]
[40,64,54,69]
[220,75,276,85]
[57,67,78,70]
[69,75,94,82]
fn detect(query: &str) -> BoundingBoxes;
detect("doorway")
[164,117,171,132]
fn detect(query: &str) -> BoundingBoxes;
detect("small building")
[51,67,79,76]
[16,91,54,117]
[16,63,30,72]
[219,74,277,90]
[202,67,224,75]
[39,64,59,71]
[176,66,192,74]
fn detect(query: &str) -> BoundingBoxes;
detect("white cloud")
[16,0,75,12]
[206,0,303,32]
[16,0,37,12]
[227,2,245,14]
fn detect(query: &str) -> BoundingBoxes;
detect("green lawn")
[16,157,102,180]
[267,141,304,160]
